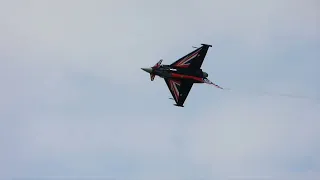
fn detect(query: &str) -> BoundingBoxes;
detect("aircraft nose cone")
[141,67,152,73]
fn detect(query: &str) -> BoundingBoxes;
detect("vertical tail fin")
[150,74,155,81]
[153,59,162,68]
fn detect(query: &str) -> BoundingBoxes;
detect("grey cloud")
[1,0,318,81]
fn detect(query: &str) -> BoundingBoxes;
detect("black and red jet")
[141,43,224,107]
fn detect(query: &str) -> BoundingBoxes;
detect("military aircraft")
[141,43,223,107]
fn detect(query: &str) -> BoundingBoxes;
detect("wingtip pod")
[174,104,184,107]
[201,43,212,47]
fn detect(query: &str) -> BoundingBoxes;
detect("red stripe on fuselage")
[171,73,203,82]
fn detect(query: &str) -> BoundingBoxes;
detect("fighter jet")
[141,43,223,107]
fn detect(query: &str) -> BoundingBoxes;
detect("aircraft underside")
[141,43,223,107]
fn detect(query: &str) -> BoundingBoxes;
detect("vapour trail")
[220,87,320,103]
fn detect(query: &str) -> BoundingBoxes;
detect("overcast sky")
[1,0,319,179]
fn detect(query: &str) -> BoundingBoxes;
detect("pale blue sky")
[1,0,319,179]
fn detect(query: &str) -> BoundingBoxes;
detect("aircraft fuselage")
[141,65,209,83]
